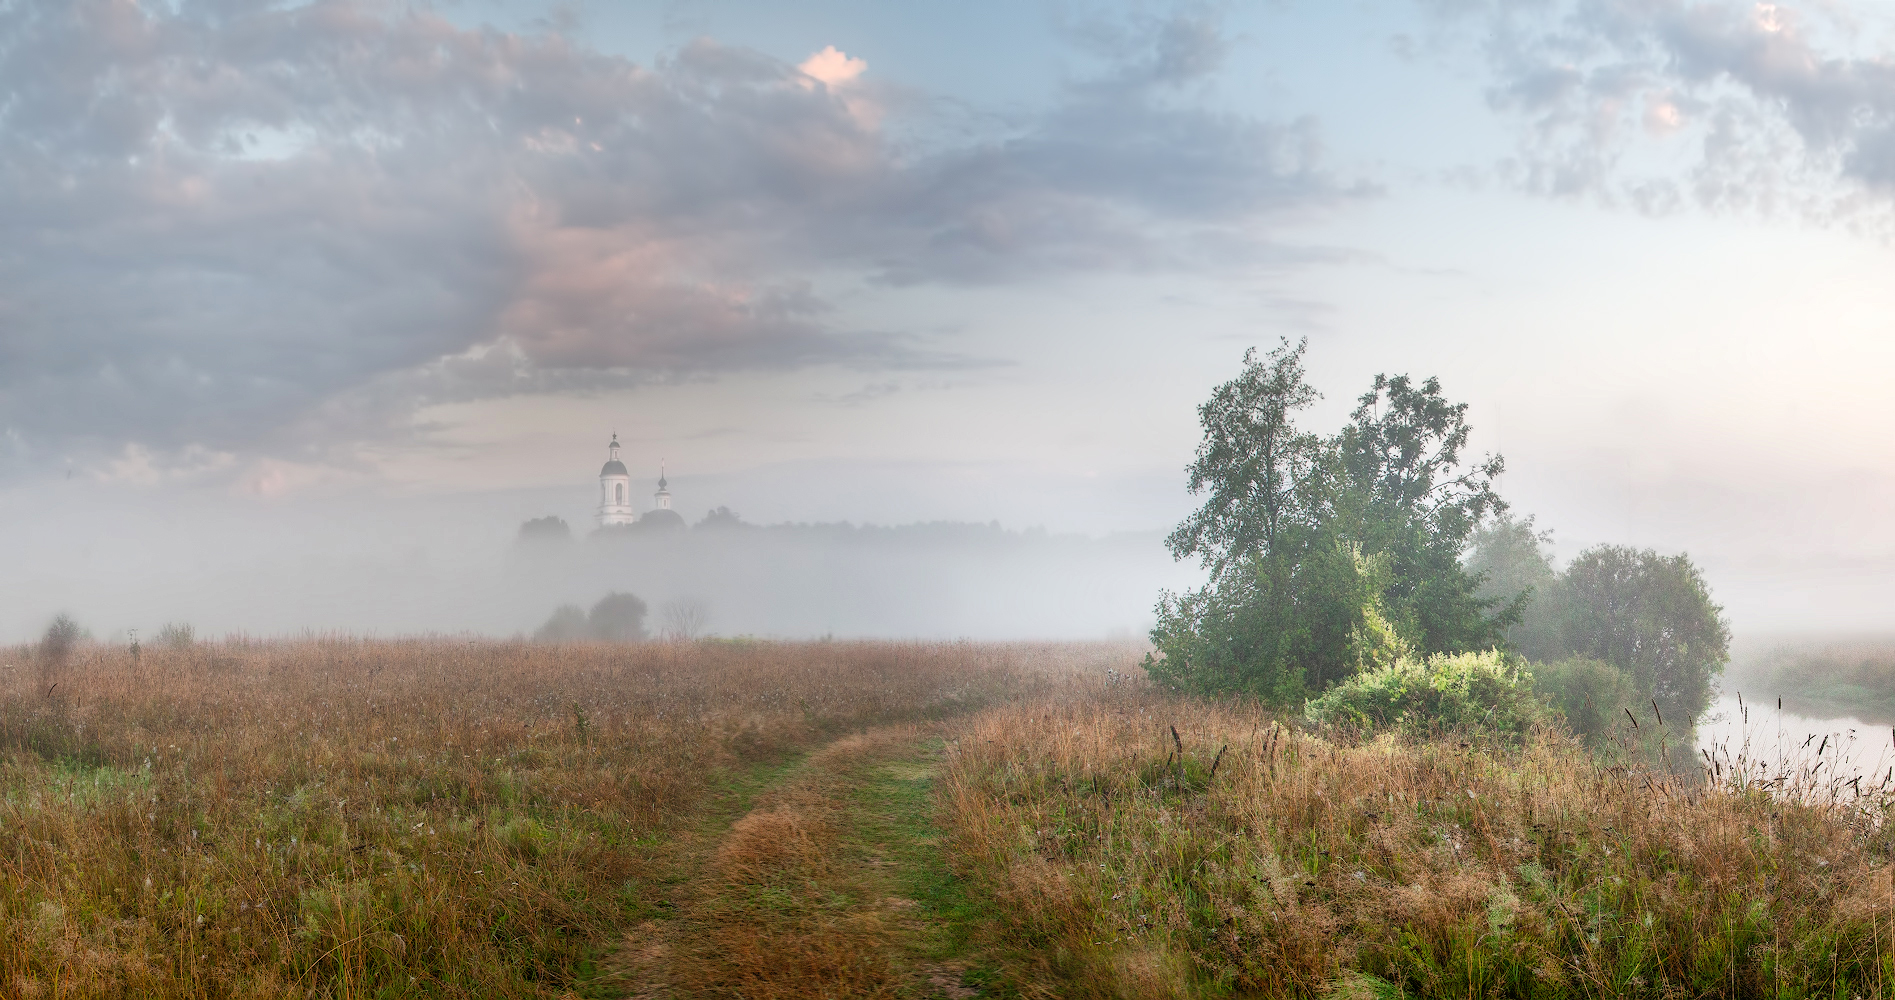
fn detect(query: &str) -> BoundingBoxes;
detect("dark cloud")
[1447,0,1895,217]
[0,0,1347,474]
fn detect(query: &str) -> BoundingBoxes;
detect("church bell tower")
[597,434,635,526]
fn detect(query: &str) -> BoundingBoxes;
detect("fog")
[0,481,1198,645]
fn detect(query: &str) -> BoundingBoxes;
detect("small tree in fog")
[695,506,746,530]
[660,597,710,640]
[40,614,83,665]
[38,613,85,691]
[588,592,649,641]
[535,605,589,641]
[157,622,195,649]
[518,516,572,542]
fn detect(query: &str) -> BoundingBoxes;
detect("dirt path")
[598,724,994,999]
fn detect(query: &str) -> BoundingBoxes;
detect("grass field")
[944,692,1895,998]
[2,637,1892,998]
[0,638,1100,998]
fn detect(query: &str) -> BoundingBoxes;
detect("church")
[597,434,687,530]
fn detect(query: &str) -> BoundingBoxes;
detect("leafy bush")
[534,605,589,641]
[1305,650,1545,734]
[156,622,195,649]
[1532,657,1642,748]
[517,515,571,542]
[39,613,83,661]
[1147,542,1405,703]
[534,593,649,642]
[587,592,648,641]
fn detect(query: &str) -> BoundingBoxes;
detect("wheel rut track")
[599,723,992,999]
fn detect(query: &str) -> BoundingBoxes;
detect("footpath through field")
[599,724,996,999]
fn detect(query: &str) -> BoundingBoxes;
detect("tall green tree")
[1154,339,1345,696]
[1166,338,1322,579]
[1149,344,1513,700]
[1558,545,1729,727]
[1332,374,1513,653]
[1466,514,1562,660]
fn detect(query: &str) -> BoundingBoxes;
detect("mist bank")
[512,520,1190,640]
[1716,631,1895,723]
[0,483,1196,643]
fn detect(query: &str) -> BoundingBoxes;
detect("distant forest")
[518,507,1068,545]
[510,509,1189,641]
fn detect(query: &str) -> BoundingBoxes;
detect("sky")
[5,0,1895,639]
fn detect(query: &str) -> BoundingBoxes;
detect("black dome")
[639,508,687,530]
[600,460,629,476]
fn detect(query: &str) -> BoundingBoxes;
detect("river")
[1696,690,1895,788]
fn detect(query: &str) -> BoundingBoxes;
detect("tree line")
[1149,339,1729,733]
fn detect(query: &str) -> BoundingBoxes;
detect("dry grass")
[671,727,924,999]
[612,721,994,1000]
[18,635,1894,998]
[0,636,1111,998]
[940,685,1895,999]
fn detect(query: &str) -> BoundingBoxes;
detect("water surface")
[1697,690,1895,787]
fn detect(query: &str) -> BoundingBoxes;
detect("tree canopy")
[1166,339,1323,580]
[1148,341,1513,700]
[1557,545,1729,727]
[1152,343,1730,729]
[1465,514,1559,660]
[1465,525,1732,729]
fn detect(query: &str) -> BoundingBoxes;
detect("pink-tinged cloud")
[0,1,1348,475]
[1457,0,1895,214]
[798,45,868,87]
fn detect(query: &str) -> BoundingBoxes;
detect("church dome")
[600,459,628,477]
[639,508,687,530]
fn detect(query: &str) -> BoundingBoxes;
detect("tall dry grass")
[0,636,1105,998]
[941,686,1895,999]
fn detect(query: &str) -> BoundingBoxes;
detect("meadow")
[0,637,1088,998]
[1,637,1891,998]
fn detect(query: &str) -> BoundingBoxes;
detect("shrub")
[1146,542,1404,703]
[659,597,710,640]
[517,515,571,542]
[534,604,589,641]
[588,592,648,641]
[39,613,83,661]
[532,593,650,642]
[1305,649,1545,734]
[156,622,195,649]
[36,613,85,692]
[1532,656,1642,748]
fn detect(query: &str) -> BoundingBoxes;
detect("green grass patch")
[845,736,1017,996]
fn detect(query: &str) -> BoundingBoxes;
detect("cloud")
[798,45,868,87]
[0,0,1350,477]
[1445,0,1895,220]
